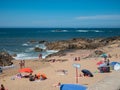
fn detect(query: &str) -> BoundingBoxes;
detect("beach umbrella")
[100,53,108,58]
[60,84,87,90]
[19,68,33,73]
[110,62,120,66]
[96,61,104,65]
[81,69,93,77]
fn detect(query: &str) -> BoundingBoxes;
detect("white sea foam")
[14,53,38,60]
[14,49,58,60]
[25,47,34,52]
[22,43,29,46]
[42,50,58,59]
[62,30,68,32]
[92,30,103,32]
[35,44,46,49]
[51,30,68,32]
[76,30,89,32]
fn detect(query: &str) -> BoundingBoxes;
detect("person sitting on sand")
[16,73,22,78]
[0,84,7,90]
[40,74,47,80]
[34,74,39,80]
[52,82,61,87]
[29,73,35,81]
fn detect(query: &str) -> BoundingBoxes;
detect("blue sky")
[0,0,120,28]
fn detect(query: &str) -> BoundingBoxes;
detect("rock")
[39,40,47,44]
[45,36,120,51]
[29,40,37,43]
[46,50,66,58]
[34,47,43,52]
[84,50,105,58]
[44,36,120,58]
[0,51,13,66]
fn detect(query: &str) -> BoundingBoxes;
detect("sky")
[0,0,120,28]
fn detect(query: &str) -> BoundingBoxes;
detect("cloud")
[76,15,120,20]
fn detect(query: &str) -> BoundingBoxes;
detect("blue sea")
[0,28,120,60]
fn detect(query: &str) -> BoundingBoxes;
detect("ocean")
[0,28,120,60]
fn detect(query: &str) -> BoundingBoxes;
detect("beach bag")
[99,67,110,73]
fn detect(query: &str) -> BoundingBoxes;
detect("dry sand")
[0,45,120,90]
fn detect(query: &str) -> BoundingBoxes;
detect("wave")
[22,43,29,46]
[76,30,89,32]
[13,53,38,60]
[91,30,104,32]
[76,30,104,33]
[13,49,58,60]
[35,44,46,50]
[42,50,59,59]
[25,47,34,52]
[51,30,68,32]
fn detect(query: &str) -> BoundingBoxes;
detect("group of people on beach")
[29,73,47,81]
[19,60,25,69]
[74,57,80,61]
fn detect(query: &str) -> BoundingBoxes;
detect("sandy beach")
[0,44,120,90]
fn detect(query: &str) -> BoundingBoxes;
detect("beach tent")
[60,84,87,90]
[110,62,120,70]
[19,68,33,73]
[81,69,93,77]
[114,63,120,71]
[110,62,120,66]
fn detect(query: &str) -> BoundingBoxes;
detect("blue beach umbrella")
[60,84,87,90]
[110,62,120,66]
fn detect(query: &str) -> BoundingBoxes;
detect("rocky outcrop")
[34,47,43,52]
[45,36,120,51]
[84,50,105,58]
[0,51,13,66]
[45,36,120,57]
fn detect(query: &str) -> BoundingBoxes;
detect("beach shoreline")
[0,44,120,90]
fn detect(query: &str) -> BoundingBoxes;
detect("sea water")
[0,28,120,60]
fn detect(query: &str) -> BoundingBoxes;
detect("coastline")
[1,36,120,90]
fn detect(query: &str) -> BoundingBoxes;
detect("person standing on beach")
[78,57,80,61]
[106,59,110,66]
[19,60,23,69]
[39,54,42,59]
[22,60,25,68]
[74,57,77,61]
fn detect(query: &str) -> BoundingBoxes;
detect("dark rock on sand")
[0,51,13,66]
